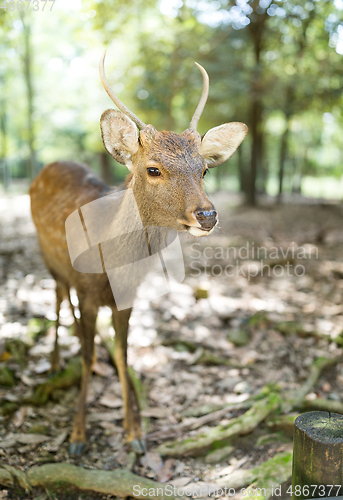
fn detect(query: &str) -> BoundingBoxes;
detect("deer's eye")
[147,167,161,177]
[203,168,209,177]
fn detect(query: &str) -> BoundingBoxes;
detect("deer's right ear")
[100,109,139,167]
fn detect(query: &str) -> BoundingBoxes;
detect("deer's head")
[99,53,247,237]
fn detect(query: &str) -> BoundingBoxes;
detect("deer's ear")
[199,122,248,168]
[100,109,139,167]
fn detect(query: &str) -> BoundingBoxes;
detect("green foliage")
[1,0,343,197]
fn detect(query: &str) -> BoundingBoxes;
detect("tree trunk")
[277,117,290,202]
[0,104,10,191]
[237,142,245,193]
[248,98,262,205]
[99,151,112,184]
[238,140,249,196]
[292,411,343,499]
[20,12,37,180]
[246,1,267,206]
[257,125,266,194]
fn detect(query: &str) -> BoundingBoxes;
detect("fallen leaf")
[47,430,69,451]
[0,438,17,449]
[34,359,51,374]
[322,382,331,392]
[168,477,192,487]
[99,395,123,408]
[15,433,50,445]
[21,374,35,386]
[92,361,114,377]
[3,394,18,402]
[107,435,122,450]
[174,461,186,475]
[12,408,26,428]
[88,410,123,422]
[157,458,175,483]
[141,407,170,418]
[99,422,123,433]
[0,351,11,362]
[141,452,163,473]
[214,456,248,478]
[183,481,220,497]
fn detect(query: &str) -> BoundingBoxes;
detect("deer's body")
[30,53,247,455]
[30,161,114,307]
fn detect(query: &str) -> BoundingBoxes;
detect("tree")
[19,11,37,179]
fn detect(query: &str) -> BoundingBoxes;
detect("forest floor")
[1,191,343,499]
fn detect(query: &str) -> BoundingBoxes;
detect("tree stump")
[292,411,343,499]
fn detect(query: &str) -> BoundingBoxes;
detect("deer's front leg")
[112,308,144,453]
[69,303,96,455]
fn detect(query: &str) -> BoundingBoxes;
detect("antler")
[190,62,209,131]
[99,51,146,131]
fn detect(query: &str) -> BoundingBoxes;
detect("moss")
[26,317,54,343]
[5,339,29,367]
[157,393,281,457]
[26,357,82,406]
[0,401,18,416]
[0,366,15,387]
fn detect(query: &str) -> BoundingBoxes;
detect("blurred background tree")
[0,0,343,204]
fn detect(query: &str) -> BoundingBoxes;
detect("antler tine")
[190,62,209,131]
[99,51,146,131]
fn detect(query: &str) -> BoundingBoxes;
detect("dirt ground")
[1,189,343,499]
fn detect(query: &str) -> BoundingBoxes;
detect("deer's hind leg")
[112,307,144,453]
[69,297,97,455]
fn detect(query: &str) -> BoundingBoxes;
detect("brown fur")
[30,110,247,453]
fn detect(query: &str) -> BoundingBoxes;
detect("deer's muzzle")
[195,209,218,231]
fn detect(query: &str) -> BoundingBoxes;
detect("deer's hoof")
[130,438,146,455]
[69,442,86,455]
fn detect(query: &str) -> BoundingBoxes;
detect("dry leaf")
[88,410,123,422]
[141,407,170,418]
[15,433,50,445]
[47,430,69,451]
[157,458,175,483]
[183,481,219,497]
[0,438,17,449]
[141,452,163,473]
[168,477,192,487]
[107,435,122,450]
[21,374,35,386]
[0,351,11,362]
[12,408,26,428]
[34,359,51,374]
[92,361,114,377]
[99,395,123,408]
[99,422,123,433]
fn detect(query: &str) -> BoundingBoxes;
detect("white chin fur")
[189,226,215,237]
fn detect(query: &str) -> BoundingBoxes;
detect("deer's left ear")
[199,122,248,168]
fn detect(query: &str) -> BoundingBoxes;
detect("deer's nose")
[195,209,218,230]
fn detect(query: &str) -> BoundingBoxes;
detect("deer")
[30,52,248,455]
